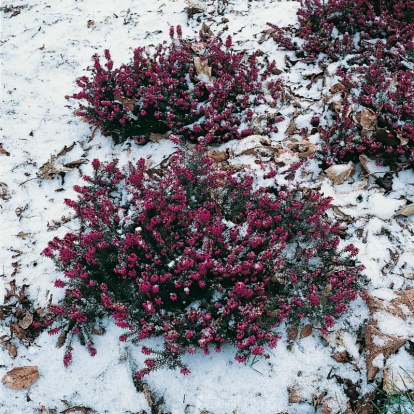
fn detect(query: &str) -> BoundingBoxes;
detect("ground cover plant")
[268,0,414,167]
[4,0,414,411]
[72,26,284,145]
[42,149,365,377]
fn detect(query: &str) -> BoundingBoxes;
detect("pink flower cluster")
[43,149,365,376]
[268,0,414,167]
[72,26,283,145]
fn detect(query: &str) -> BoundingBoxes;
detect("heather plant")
[319,66,414,166]
[72,26,283,145]
[42,149,365,377]
[294,0,414,69]
[267,0,414,167]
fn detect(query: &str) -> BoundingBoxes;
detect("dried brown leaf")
[114,94,135,112]
[285,118,300,137]
[10,323,26,340]
[229,135,271,158]
[325,161,354,184]
[321,397,335,414]
[332,351,348,363]
[329,83,346,94]
[193,57,212,82]
[368,289,414,321]
[287,327,298,341]
[383,367,414,395]
[359,154,371,174]
[0,182,11,200]
[201,22,213,37]
[57,142,76,157]
[313,390,327,410]
[190,42,206,55]
[288,141,317,158]
[38,157,70,180]
[355,109,377,131]
[365,322,406,381]
[63,159,87,168]
[1,366,39,390]
[16,231,31,239]
[62,407,90,414]
[6,342,17,358]
[19,312,33,330]
[148,133,168,143]
[207,150,229,163]
[0,144,10,156]
[143,383,154,407]
[395,204,414,217]
[288,386,305,403]
[300,324,313,339]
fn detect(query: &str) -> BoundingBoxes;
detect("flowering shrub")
[72,26,283,145]
[320,67,414,166]
[295,0,414,69]
[268,0,414,166]
[42,149,365,376]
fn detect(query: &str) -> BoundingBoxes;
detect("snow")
[2,0,414,413]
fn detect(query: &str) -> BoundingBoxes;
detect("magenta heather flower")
[268,0,414,167]
[43,149,365,375]
[71,28,283,145]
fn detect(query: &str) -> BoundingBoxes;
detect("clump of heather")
[72,26,283,145]
[320,66,414,166]
[294,0,414,69]
[42,149,365,376]
[267,0,414,167]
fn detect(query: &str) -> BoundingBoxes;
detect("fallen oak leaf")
[324,161,354,184]
[313,390,327,411]
[19,312,33,330]
[113,94,135,112]
[365,322,406,382]
[332,350,348,363]
[355,108,377,131]
[0,144,10,156]
[10,323,26,340]
[62,407,91,414]
[207,149,229,163]
[359,154,371,174]
[0,182,11,200]
[37,157,70,180]
[148,133,169,143]
[368,289,414,321]
[1,366,39,390]
[201,21,213,37]
[16,231,31,239]
[288,386,305,403]
[193,57,212,83]
[395,204,414,217]
[287,327,298,341]
[300,324,313,339]
[63,159,88,168]
[6,341,17,358]
[383,366,414,395]
[288,140,317,158]
[56,142,76,157]
[376,172,393,191]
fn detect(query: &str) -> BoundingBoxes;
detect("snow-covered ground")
[2,1,414,413]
